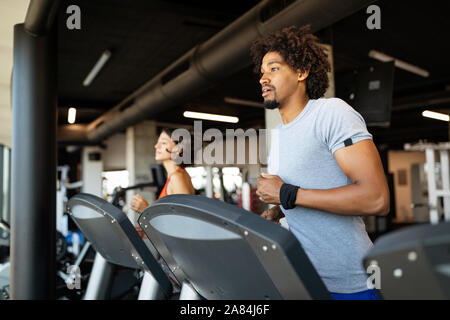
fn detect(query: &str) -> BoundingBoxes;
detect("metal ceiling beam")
[393,91,450,112]
[57,124,88,142]
[77,0,375,143]
[24,0,60,36]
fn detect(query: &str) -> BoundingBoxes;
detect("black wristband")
[280,183,299,210]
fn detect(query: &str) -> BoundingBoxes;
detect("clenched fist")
[256,173,284,205]
[260,205,285,224]
[130,194,149,214]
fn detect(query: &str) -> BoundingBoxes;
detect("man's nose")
[259,74,269,86]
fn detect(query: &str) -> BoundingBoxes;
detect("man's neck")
[279,94,310,125]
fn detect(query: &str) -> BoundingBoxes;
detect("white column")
[426,148,439,224]
[322,43,335,99]
[81,146,103,197]
[126,120,159,224]
[264,109,282,154]
[439,150,450,221]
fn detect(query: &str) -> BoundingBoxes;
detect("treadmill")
[364,221,450,300]
[138,194,331,300]
[67,193,173,300]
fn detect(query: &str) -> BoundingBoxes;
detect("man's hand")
[130,194,149,214]
[261,205,285,224]
[256,173,284,204]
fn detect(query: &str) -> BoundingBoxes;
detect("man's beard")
[263,99,280,110]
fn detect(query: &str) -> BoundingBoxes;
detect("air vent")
[161,60,190,85]
[260,0,296,23]
[119,99,134,112]
[95,121,104,129]
[182,18,226,30]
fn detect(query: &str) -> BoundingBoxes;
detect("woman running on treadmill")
[130,128,195,229]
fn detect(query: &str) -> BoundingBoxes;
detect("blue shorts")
[330,289,380,300]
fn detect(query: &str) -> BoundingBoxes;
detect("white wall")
[103,133,126,171]
[0,0,29,147]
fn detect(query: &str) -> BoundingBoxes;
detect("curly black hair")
[250,25,330,99]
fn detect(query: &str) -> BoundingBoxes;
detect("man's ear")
[297,69,309,81]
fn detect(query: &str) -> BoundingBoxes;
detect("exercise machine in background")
[364,220,450,299]
[66,193,173,300]
[57,165,169,299]
[364,142,450,299]
[0,145,11,299]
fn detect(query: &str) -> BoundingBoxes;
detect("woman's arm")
[130,194,150,214]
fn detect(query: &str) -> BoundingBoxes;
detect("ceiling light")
[183,111,239,123]
[68,107,77,124]
[83,50,112,86]
[422,110,449,122]
[368,50,429,78]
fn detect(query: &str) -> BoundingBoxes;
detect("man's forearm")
[294,183,389,216]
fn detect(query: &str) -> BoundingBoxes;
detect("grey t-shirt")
[268,97,374,293]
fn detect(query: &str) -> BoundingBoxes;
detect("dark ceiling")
[57,0,450,148]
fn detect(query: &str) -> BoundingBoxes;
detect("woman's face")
[154,131,176,161]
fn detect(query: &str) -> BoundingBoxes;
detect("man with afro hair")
[253,25,389,300]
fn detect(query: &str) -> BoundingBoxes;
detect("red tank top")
[136,167,185,239]
[158,167,184,199]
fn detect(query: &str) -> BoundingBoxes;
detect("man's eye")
[271,67,279,72]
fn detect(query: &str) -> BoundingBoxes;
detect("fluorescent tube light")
[68,107,77,124]
[83,50,112,86]
[422,110,449,122]
[368,50,429,78]
[183,111,239,123]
